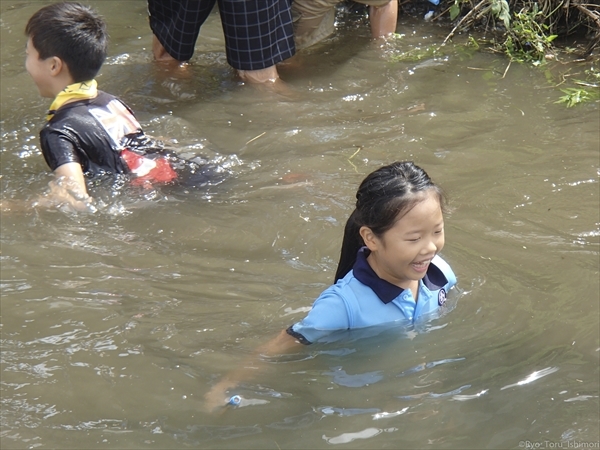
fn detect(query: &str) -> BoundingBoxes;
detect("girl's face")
[362,190,445,290]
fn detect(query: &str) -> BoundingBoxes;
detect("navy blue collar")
[352,247,448,304]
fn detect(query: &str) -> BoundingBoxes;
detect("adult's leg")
[236,67,280,84]
[152,34,177,62]
[292,0,396,51]
[148,0,216,61]
[217,0,295,83]
[369,0,398,39]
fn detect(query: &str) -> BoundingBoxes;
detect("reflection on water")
[1,1,599,449]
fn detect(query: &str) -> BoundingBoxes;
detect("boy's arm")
[38,123,95,211]
[53,162,88,196]
[34,162,94,212]
[2,163,93,213]
[204,330,302,412]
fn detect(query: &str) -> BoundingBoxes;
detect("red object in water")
[121,149,177,186]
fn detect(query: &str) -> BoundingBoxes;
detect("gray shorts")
[292,0,391,50]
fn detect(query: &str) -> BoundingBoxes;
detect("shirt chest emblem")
[438,288,447,306]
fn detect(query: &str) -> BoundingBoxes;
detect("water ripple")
[500,366,560,391]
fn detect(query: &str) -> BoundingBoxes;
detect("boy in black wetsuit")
[24,2,199,211]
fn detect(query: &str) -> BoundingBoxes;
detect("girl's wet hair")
[25,2,107,82]
[334,161,446,282]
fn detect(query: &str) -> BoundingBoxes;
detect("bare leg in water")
[152,34,294,96]
[369,0,398,39]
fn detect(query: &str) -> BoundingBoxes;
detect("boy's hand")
[32,163,96,212]
[0,199,30,214]
[34,178,96,212]
[1,180,94,214]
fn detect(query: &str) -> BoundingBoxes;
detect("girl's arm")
[204,330,302,412]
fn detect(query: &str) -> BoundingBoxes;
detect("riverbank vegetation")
[385,0,600,106]
[434,0,599,60]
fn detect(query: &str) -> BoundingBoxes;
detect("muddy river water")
[1,1,599,449]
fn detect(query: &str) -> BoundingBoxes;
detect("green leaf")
[489,0,511,29]
[450,3,460,21]
[555,88,596,108]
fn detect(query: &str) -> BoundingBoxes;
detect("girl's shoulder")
[312,274,363,315]
[322,271,382,310]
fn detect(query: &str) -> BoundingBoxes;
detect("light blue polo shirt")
[287,248,456,344]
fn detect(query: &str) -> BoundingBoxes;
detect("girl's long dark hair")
[334,161,446,282]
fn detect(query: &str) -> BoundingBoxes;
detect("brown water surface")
[1,1,599,449]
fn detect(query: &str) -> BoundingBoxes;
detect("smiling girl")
[205,161,457,410]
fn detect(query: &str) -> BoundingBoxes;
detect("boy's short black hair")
[25,2,108,82]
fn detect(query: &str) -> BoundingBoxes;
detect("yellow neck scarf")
[46,79,98,121]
